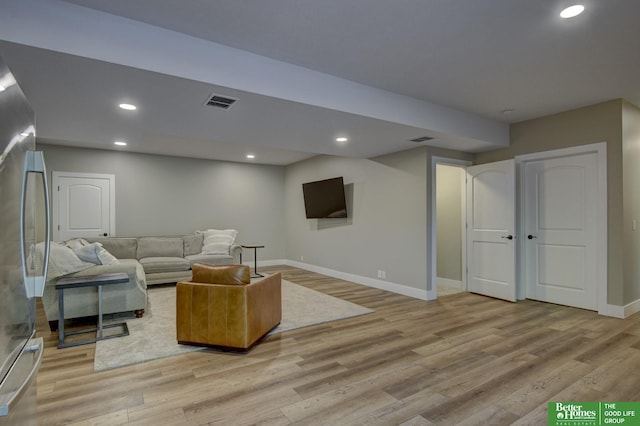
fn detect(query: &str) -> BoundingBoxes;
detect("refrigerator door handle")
[0,338,43,418]
[21,151,50,298]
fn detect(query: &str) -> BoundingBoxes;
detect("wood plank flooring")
[35,266,640,425]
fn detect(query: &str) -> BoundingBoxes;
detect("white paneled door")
[523,153,598,310]
[466,159,516,301]
[52,172,115,241]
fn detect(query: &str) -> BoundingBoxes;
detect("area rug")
[94,279,373,371]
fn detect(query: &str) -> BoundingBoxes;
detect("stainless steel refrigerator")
[0,55,50,425]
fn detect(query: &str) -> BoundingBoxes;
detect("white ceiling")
[1,0,639,165]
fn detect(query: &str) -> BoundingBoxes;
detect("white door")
[466,160,516,301]
[52,172,115,241]
[524,153,598,310]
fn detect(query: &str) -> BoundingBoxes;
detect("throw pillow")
[73,243,102,264]
[64,238,119,265]
[63,238,89,251]
[198,229,238,255]
[96,246,119,265]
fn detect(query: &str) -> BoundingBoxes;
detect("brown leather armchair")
[176,264,281,350]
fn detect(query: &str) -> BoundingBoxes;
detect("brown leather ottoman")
[176,264,281,350]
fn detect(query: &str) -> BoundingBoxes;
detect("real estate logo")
[548,402,639,426]
[550,402,597,425]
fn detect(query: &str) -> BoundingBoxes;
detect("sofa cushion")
[185,253,234,267]
[191,263,250,285]
[139,257,191,273]
[146,270,192,286]
[87,237,137,260]
[137,237,183,259]
[183,234,204,256]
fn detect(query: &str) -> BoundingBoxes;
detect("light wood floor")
[35,266,640,425]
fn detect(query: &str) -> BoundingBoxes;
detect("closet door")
[523,153,598,310]
[53,172,115,240]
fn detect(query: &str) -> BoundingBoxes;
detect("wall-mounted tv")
[302,177,348,219]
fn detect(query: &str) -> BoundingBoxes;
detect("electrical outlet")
[300,255,304,261]
[377,270,386,279]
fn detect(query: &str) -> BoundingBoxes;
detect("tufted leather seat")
[176,263,281,350]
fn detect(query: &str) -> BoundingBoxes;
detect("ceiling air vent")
[409,136,434,143]
[204,93,238,110]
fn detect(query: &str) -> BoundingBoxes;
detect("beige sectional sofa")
[43,233,242,330]
[86,234,242,285]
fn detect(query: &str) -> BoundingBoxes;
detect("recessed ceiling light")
[336,137,348,142]
[114,141,127,146]
[118,103,137,111]
[501,109,514,115]
[246,154,255,159]
[560,5,584,18]
[0,85,5,92]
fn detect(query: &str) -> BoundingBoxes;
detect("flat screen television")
[302,177,347,219]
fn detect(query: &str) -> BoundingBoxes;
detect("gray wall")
[284,148,428,291]
[38,144,286,260]
[436,164,463,281]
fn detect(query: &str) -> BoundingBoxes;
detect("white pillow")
[64,238,89,251]
[96,246,119,265]
[199,229,238,255]
[65,238,119,265]
[76,244,119,265]
[72,243,102,264]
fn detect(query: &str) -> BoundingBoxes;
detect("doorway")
[435,164,466,296]
[430,157,471,299]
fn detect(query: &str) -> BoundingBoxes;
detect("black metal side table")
[55,272,130,348]
[240,244,265,278]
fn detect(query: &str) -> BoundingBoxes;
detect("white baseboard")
[624,298,640,318]
[255,261,640,318]
[243,259,286,268]
[437,277,462,289]
[598,298,640,319]
[284,260,428,301]
[599,304,624,318]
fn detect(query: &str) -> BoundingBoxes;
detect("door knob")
[527,235,537,240]
[103,233,108,237]
[501,235,513,240]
